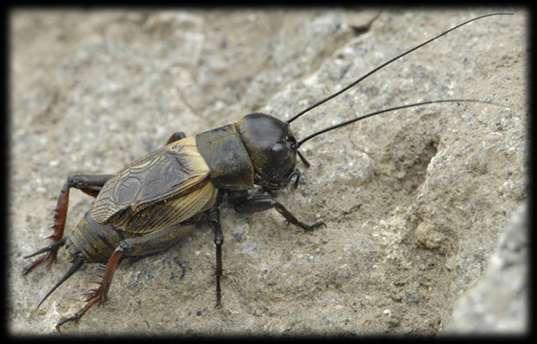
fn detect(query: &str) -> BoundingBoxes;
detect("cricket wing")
[90,137,210,224]
[113,178,217,234]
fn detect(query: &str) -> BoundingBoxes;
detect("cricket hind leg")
[23,174,113,275]
[56,225,193,331]
[22,238,67,275]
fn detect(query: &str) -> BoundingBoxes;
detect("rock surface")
[443,204,527,334]
[9,9,527,335]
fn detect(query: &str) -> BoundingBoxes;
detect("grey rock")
[442,204,527,334]
[9,9,526,335]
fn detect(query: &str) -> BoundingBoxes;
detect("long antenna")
[296,99,506,148]
[286,12,513,124]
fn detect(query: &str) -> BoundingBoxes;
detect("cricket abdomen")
[66,211,130,263]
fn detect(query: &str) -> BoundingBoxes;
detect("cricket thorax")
[196,124,254,190]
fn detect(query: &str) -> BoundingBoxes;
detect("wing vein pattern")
[90,137,217,234]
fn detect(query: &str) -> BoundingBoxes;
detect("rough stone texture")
[9,9,527,335]
[442,204,527,334]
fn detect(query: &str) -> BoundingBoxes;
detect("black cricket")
[23,13,511,331]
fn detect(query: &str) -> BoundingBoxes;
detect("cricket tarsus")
[55,248,124,332]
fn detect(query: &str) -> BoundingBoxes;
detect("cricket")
[22,12,513,331]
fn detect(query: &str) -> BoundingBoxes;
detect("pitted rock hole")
[385,117,440,194]
[405,139,438,192]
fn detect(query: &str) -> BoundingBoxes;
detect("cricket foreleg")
[232,192,325,232]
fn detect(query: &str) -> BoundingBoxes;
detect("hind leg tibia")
[56,225,192,330]
[23,174,113,275]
